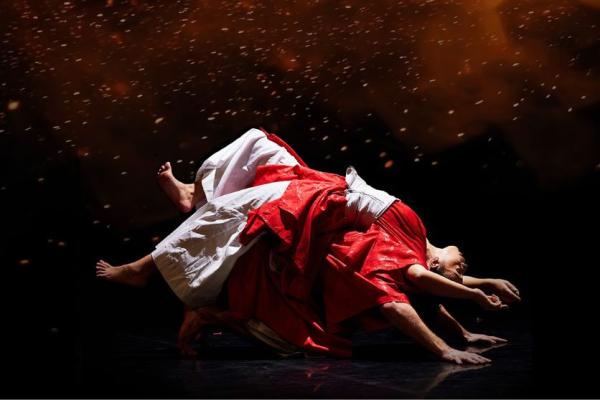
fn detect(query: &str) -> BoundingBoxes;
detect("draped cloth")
[227,164,428,357]
[150,127,429,356]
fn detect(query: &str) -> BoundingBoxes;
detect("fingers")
[485,294,509,311]
[471,354,491,364]
[456,353,491,365]
[157,162,171,175]
[500,280,521,302]
[445,349,493,365]
[505,280,519,293]
[468,333,508,345]
[501,288,521,303]
[95,260,111,277]
[480,336,507,345]
[463,352,491,364]
[474,354,491,364]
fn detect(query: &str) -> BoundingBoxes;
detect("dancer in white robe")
[151,129,302,307]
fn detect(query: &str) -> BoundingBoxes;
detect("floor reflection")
[79,327,532,398]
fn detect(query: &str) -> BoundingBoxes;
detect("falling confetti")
[0,0,597,233]
[7,100,20,111]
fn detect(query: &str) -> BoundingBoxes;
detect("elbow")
[406,264,426,283]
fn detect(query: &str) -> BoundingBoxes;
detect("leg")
[156,161,196,213]
[178,305,206,357]
[191,178,206,207]
[177,304,244,357]
[96,254,156,287]
[177,304,230,357]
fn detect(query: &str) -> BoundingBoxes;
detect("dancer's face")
[435,246,468,283]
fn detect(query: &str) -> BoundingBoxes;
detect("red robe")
[227,130,428,356]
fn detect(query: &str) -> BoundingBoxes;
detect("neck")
[426,240,441,267]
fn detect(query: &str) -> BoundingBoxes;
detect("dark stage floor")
[73,323,533,398]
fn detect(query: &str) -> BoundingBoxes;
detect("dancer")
[153,128,519,304]
[97,128,518,364]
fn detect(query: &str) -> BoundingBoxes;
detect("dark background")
[1,0,599,397]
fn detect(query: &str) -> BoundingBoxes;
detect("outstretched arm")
[462,275,488,288]
[434,304,507,345]
[405,265,507,311]
[380,301,490,364]
[434,304,469,339]
[463,276,521,304]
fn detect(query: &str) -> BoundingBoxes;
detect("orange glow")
[111,82,130,96]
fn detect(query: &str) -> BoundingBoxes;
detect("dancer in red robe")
[97,128,519,364]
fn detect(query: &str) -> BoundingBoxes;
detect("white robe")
[193,128,300,208]
[151,128,299,307]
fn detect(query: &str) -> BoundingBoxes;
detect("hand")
[472,289,508,311]
[464,332,508,345]
[440,347,491,365]
[485,279,521,304]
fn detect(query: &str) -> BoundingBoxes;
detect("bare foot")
[95,259,150,287]
[178,308,206,357]
[177,306,233,357]
[157,162,195,213]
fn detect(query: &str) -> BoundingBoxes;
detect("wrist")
[462,330,473,341]
[479,278,493,289]
[468,288,483,301]
[435,342,453,357]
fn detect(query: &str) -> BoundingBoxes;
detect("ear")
[429,256,440,272]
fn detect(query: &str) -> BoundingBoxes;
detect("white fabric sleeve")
[193,128,299,209]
